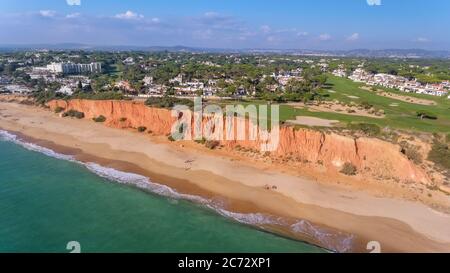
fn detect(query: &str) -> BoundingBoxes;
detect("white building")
[349,68,370,82]
[169,74,184,84]
[348,68,448,97]
[332,69,346,78]
[3,85,32,94]
[56,85,74,95]
[123,57,135,65]
[0,76,11,84]
[143,76,153,86]
[46,62,102,75]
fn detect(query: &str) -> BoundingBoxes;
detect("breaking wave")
[1,129,355,252]
[84,162,209,204]
[291,220,355,253]
[0,130,74,161]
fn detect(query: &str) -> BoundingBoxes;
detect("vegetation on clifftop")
[145,96,194,109]
[71,91,129,101]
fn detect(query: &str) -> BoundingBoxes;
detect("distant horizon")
[1,43,450,53]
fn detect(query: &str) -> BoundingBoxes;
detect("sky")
[0,0,449,50]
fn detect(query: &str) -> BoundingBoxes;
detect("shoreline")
[1,101,450,252]
[0,128,354,252]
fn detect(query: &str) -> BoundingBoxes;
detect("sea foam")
[291,220,355,253]
[0,130,74,161]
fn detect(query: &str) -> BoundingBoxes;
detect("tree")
[312,74,327,88]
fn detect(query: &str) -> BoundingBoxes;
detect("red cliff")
[47,99,430,184]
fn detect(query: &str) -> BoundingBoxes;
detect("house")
[57,85,74,96]
[332,69,346,77]
[115,81,136,94]
[147,84,165,95]
[3,84,32,94]
[349,68,370,82]
[0,76,11,85]
[347,68,448,97]
[143,76,153,86]
[169,74,184,84]
[123,57,135,65]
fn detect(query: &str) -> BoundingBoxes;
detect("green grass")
[107,64,123,78]
[204,77,450,134]
[207,99,303,129]
[311,76,450,133]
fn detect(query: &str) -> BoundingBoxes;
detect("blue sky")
[0,0,449,50]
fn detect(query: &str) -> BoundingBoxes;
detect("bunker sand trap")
[287,116,340,127]
[379,92,437,106]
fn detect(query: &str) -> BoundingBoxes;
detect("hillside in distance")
[1,44,449,58]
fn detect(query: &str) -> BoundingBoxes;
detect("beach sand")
[1,101,449,253]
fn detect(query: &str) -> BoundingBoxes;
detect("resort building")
[46,62,102,75]
[348,69,449,97]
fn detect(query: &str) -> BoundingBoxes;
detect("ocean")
[0,130,324,253]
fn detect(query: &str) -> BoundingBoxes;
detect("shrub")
[54,106,65,113]
[93,115,106,123]
[340,163,357,176]
[348,123,381,136]
[137,126,147,132]
[446,133,450,143]
[417,110,437,120]
[399,141,423,164]
[168,135,176,142]
[74,112,85,119]
[195,138,206,145]
[62,110,84,119]
[205,140,220,150]
[119,117,127,122]
[428,141,450,170]
[360,101,373,110]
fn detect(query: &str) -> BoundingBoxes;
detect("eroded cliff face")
[47,99,430,184]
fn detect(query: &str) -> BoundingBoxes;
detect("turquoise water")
[0,132,324,253]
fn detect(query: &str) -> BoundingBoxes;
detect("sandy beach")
[1,100,450,252]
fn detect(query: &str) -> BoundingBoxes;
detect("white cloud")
[347,33,360,41]
[66,13,80,19]
[151,17,160,23]
[367,0,381,6]
[260,25,271,33]
[416,37,430,43]
[318,33,331,41]
[115,11,144,20]
[66,0,81,6]
[297,31,309,37]
[39,10,56,18]
[204,11,219,18]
